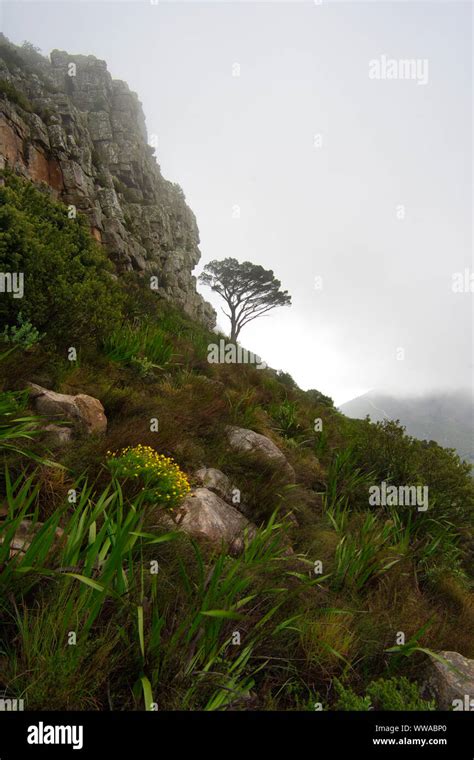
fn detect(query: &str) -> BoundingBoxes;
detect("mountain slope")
[0,40,473,714]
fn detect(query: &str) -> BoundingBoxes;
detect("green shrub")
[270,400,302,440]
[0,79,32,111]
[0,172,123,348]
[367,676,436,710]
[0,40,29,70]
[129,354,156,378]
[2,312,42,349]
[333,679,372,710]
[340,420,474,575]
[333,676,435,711]
[305,388,334,407]
[276,370,298,389]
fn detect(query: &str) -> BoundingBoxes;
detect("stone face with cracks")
[226,425,296,482]
[174,488,256,555]
[424,651,474,710]
[0,39,215,328]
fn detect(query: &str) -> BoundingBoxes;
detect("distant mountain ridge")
[339,389,474,464]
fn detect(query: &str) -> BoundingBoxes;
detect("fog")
[2,0,472,404]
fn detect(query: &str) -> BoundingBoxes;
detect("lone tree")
[199,258,291,342]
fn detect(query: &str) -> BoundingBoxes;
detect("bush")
[129,355,156,379]
[333,676,435,711]
[106,445,190,508]
[0,40,29,71]
[341,419,474,575]
[333,679,372,710]
[2,312,42,349]
[0,172,123,349]
[366,676,436,710]
[0,79,32,111]
[270,400,302,440]
[305,388,334,407]
[276,370,298,389]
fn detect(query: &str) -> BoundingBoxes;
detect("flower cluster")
[106,445,190,509]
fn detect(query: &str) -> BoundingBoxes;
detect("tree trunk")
[230,307,238,342]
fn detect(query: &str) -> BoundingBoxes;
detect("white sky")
[1,0,472,404]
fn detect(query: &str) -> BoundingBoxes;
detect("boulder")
[194,467,233,502]
[194,466,251,516]
[226,425,295,482]
[42,423,73,446]
[174,488,256,555]
[424,651,474,710]
[28,383,107,436]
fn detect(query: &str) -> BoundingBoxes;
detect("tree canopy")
[199,258,291,342]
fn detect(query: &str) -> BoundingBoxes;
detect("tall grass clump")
[103,321,173,369]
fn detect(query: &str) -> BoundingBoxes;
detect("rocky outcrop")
[226,425,296,482]
[174,487,256,555]
[424,651,474,710]
[0,36,215,327]
[194,467,235,503]
[28,382,107,436]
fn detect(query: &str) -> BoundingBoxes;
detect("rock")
[226,426,296,482]
[0,40,216,328]
[28,383,107,436]
[88,111,113,141]
[194,466,249,515]
[194,467,233,502]
[41,423,73,446]
[424,651,474,710]
[174,488,256,555]
[0,518,64,558]
[47,124,67,151]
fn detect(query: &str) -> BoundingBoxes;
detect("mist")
[2,0,472,405]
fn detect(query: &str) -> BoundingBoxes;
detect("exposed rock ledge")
[0,37,215,327]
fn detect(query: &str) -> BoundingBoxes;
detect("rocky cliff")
[0,37,215,327]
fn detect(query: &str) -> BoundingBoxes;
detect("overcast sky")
[2,0,472,404]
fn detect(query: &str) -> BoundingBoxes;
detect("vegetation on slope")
[0,173,472,710]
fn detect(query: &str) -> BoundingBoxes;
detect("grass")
[104,321,173,369]
[0,299,473,710]
[0,78,32,111]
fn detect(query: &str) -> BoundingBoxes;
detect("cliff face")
[0,38,215,327]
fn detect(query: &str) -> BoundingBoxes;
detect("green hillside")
[0,173,473,711]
